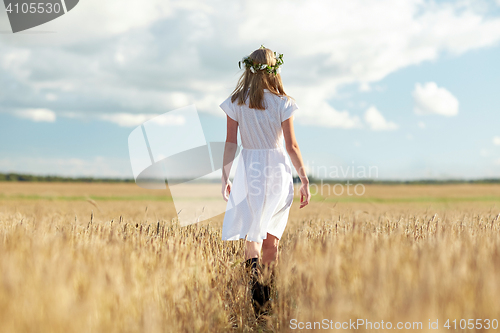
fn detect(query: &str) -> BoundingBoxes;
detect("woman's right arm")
[221,115,238,201]
[282,115,311,208]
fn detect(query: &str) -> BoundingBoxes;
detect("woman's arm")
[282,115,311,208]
[221,115,238,201]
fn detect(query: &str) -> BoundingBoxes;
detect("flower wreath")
[238,45,284,75]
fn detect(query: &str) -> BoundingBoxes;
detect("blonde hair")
[230,47,294,110]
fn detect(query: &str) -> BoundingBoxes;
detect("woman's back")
[220,89,298,149]
[220,45,310,316]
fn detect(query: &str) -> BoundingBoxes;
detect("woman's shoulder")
[275,93,296,107]
[264,89,290,101]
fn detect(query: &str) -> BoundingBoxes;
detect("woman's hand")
[221,179,232,202]
[299,181,311,208]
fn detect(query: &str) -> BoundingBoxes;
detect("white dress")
[219,89,299,243]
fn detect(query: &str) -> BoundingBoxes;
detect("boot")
[245,258,266,315]
[261,263,276,314]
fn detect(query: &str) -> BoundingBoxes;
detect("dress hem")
[221,230,281,243]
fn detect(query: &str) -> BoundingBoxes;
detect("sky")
[1,0,500,181]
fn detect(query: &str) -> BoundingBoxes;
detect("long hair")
[230,47,294,110]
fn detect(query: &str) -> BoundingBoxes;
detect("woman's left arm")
[221,115,238,201]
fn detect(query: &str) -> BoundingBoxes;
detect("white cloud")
[364,106,398,131]
[99,113,159,127]
[14,108,56,122]
[418,121,426,129]
[54,111,187,127]
[98,113,185,127]
[148,114,186,126]
[294,101,361,128]
[239,0,500,83]
[0,49,31,81]
[45,93,58,101]
[359,82,371,92]
[412,82,459,116]
[480,148,490,157]
[493,136,500,145]
[59,111,85,119]
[1,0,500,128]
[289,81,364,128]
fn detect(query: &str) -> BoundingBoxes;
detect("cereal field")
[1,182,500,332]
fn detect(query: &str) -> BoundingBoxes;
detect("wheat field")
[1,182,500,332]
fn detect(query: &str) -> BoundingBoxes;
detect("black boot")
[245,258,266,315]
[261,263,276,314]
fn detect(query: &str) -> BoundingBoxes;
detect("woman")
[219,45,310,315]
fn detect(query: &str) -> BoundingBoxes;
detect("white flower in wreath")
[276,67,281,74]
[260,64,267,70]
[249,66,256,73]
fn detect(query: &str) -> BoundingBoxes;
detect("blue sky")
[1,0,500,180]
